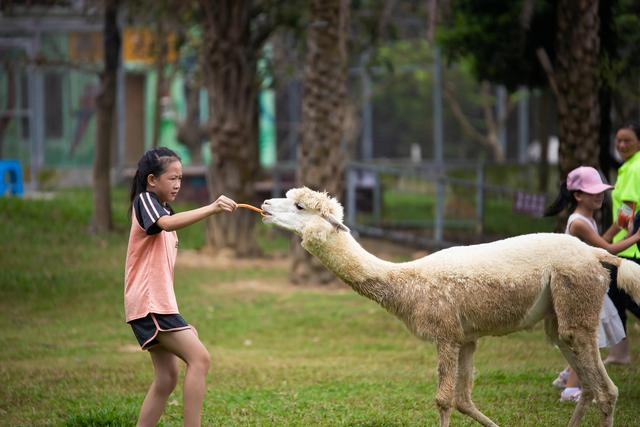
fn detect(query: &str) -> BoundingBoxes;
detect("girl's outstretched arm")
[570,220,640,254]
[157,195,237,231]
[602,223,621,242]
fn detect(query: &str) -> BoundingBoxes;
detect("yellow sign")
[68,28,177,66]
[123,28,177,65]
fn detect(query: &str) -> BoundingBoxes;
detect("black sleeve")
[133,192,170,235]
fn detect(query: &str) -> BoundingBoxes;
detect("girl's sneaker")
[560,387,582,402]
[552,367,571,389]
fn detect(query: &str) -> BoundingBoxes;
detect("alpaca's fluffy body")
[305,225,615,340]
[262,187,640,427]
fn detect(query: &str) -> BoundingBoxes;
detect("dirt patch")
[212,277,351,295]
[177,250,289,270]
[358,236,430,260]
[118,344,143,353]
[177,236,428,295]
[177,236,427,270]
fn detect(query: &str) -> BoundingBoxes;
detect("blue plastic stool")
[0,160,24,197]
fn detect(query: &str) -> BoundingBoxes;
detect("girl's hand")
[210,195,237,214]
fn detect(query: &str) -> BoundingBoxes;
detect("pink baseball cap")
[566,166,613,194]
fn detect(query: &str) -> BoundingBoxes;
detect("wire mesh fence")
[344,161,558,249]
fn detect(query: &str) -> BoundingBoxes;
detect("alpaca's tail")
[595,249,640,303]
[616,259,640,303]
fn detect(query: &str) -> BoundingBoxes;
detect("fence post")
[433,47,444,164]
[476,163,485,236]
[346,167,357,226]
[272,166,281,198]
[372,170,381,224]
[517,86,529,164]
[435,175,445,242]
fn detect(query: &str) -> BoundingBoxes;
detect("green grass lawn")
[1,189,639,426]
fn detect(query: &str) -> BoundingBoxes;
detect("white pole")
[517,86,529,163]
[433,47,443,165]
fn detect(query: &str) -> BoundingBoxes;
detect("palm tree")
[199,0,261,257]
[290,0,350,284]
[555,0,600,177]
[92,0,120,233]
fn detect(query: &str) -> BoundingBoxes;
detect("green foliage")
[605,0,640,108]
[438,0,556,90]
[369,39,496,160]
[438,0,640,114]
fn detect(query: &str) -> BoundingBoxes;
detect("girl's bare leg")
[565,367,580,388]
[604,338,631,365]
[137,348,179,427]
[157,329,211,427]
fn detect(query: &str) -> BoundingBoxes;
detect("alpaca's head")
[261,187,350,238]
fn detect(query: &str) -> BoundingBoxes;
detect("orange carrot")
[237,203,265,216]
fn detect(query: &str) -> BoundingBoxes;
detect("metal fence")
[343,161,556,250]
[266,160,557,250]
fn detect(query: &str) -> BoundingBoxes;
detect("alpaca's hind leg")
[556,340,591,427]
[591,359,618,427]
[557,333,617,427]
[562,338,617,427]
[435,341,460,427]
[589,359,617,427]
[455,341,498,427]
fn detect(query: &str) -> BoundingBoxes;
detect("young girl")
[544,166,640,402]
[125,147,237,427]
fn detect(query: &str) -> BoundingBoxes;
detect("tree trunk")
[597,0,616,179]
[290,0,350,285]
[92,0,120,233]
[151,21,167,148]
[200,0,260,257]
[0,62,16,158]
[176,81,206,164]
[555,0,600,177]
[598,0,616,230]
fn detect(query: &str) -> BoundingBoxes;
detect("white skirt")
[599,294,626,348]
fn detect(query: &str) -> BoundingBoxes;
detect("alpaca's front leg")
[435,341,460,427]
[455,341,499,427]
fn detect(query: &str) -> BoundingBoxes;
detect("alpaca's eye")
[295,203,304,210]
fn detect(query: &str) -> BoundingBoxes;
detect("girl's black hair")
[544,181,577,217]
[129,147,181,214]
[618,122,640,139]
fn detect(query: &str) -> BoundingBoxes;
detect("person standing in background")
[606,123,640,364]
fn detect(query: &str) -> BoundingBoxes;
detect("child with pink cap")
[545,166,640,402]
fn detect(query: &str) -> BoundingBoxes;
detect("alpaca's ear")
[324,214,350,233]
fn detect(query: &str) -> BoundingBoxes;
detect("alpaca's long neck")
[302,231,402,307]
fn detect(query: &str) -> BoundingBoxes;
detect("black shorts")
[129,313,191,350]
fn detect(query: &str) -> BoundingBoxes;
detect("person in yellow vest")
[606,123,640,365]
[125,147,237,427]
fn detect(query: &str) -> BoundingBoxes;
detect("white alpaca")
[261,187,640,427]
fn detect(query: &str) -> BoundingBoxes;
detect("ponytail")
[544,181,576,217]
[128,147,181,215]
